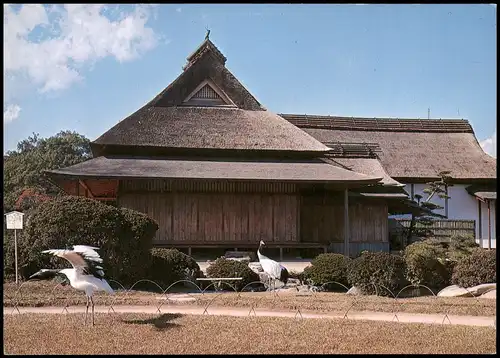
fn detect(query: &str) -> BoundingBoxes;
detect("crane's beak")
[29,269,58,281]
[29,270,43,280]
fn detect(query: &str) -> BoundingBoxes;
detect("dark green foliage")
[404,241,450,289]
[4,205,44,281]
[206,258,260,291]
[14,196,158,284]
[149,248,202,289]
[406,171,452,242]
[402,235,480,289]
[451,249,496,288]
[288,270,302,280]
[447,235,480,262]
[4,131,92,212]
[347,252,408,296]
[3,234,17,282]
[302,253,351,289]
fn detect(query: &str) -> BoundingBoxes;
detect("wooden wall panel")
[84,179,118,197]
[120,179,297,194]
[300,194,388,244]
[118,185,388,246]
[119,193,173,242]
[348,202,388,243]
[59,179,118,198]
[273,195,299,242]
[300,195,344,243]
[118,191,299,244]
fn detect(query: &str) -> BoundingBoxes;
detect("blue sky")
[3,4,497,156]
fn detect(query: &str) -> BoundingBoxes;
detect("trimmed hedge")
[451,249,496,288]
[302,253,351,289]
[17,196,158,285]
[347,252,408,296]
[403,241,450,289]
[149,248,202,289]
[446,235,480,262]
[206,258,260,291]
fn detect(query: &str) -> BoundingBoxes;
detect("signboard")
[5,211,24,230]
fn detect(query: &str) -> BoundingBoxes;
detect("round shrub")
[447,235,480,262]
[404,241,450,289]
[206,258,260,291]
[20,196,158,285]
[451,249,496,288]
[302,253,351,289]
[149,248,202,289]
[288,270,302,280]
[347,251,408,296]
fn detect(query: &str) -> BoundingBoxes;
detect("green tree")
[405,171,452,244]
[3,131,92,212]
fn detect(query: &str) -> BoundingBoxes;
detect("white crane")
[257,240,289,291]
[29,245,114,326]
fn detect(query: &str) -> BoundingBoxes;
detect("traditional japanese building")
[283,114,497,248]
[46,37,446,258]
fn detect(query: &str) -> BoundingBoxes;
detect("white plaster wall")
[390,183,496,249]
[478,199,496,249]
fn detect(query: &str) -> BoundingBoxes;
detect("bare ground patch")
[3,313,496,354]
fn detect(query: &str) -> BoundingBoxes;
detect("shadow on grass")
[122,313,183,331]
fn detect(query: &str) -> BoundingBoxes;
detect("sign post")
[5,211,24,285]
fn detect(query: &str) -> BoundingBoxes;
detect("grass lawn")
[3,281,496,317]
[3,313,496,354]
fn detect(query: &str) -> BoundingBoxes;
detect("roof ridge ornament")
[183,31,227,71]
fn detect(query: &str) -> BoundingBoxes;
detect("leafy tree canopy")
[404,171,452,244]
[3,131,92,212]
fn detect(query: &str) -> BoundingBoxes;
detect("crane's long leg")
[90,296,95,326]
[84,296,89,326]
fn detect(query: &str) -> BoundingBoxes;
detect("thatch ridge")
[281,114,473,133]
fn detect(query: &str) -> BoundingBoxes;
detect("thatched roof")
[92,107,331,156]
[93,39,330,157]
[281,114,496,181]
[466,184,497,200]
[45,156,384,185]
[323,157,404,187]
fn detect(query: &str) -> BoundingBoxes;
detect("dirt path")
[4,305,496,328]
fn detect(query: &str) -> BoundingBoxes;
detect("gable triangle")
[193,84,222,101]
[182,79,236,107]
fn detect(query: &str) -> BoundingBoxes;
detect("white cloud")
[3,4,159,97]
[480,130,497,158]
[4,104,21,123]
[176,7,182,13]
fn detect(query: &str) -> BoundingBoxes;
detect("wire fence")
[4,278,496,329]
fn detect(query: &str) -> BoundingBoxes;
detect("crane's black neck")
[258,242,264,255]
[258,242,273,261]
[29,269,67,283]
